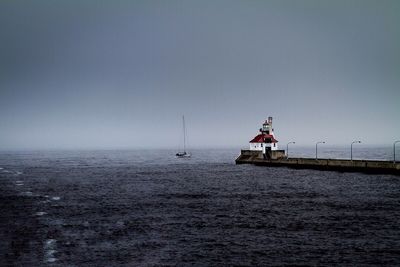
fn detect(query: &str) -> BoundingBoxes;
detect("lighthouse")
[249,117,285,159]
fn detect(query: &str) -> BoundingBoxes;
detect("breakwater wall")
[236,150,400,175]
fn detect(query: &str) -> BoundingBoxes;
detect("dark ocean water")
[1,148,400,266]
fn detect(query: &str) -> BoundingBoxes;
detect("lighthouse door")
[264,147,271,159]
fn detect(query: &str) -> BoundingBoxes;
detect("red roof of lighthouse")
[249,134,278,143]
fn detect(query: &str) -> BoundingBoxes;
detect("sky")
[0,0,399,150]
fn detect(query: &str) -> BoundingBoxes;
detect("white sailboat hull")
[176,152,191,158]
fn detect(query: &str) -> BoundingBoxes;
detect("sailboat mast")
[183,115,186,153]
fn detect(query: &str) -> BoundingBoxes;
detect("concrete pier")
[236,150,400,176]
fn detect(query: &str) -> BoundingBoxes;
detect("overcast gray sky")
[0,0,399,150]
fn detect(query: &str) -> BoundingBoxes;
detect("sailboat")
[176,115,191,158]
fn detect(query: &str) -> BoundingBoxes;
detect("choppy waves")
[1,149,400,266]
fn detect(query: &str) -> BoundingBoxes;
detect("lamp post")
[351,140,361,161]
[286,142,295,159]
[315,141,325,160]
[394,140,400,164]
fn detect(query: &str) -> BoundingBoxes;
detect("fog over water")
[1,0,399,150]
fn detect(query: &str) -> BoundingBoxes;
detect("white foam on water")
[0,167,3,170]
[51,196,61,201]
[22,191,41,197]
[45,239,57,247]
[35,211,47,216]
[46,249,57,256]
[44,239,58,263]
[46,257,57,263]
[15,171,23,176]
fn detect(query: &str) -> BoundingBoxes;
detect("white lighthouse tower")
[249,117,280,156]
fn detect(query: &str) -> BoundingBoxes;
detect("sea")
[1,147,400,266]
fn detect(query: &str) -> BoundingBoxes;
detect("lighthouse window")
[261,144,263,147]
